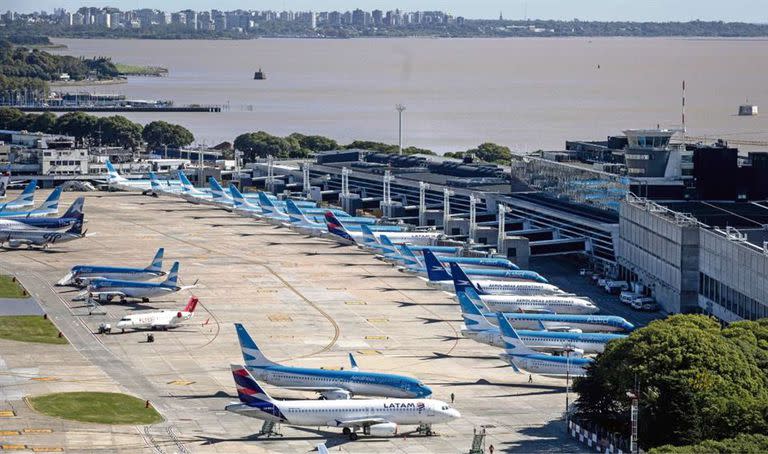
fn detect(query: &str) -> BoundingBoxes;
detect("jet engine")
[365,422,397,436]
[319,389,351,400]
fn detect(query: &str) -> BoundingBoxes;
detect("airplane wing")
[88,291,128,299]
[330,417,391,428]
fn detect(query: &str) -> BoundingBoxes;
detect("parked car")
[631,297,659,311]
[604,280,629,295]
[620,291,642,305]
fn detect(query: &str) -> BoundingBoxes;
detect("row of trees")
[0,39,118,82]
[0,107,194,151]
[573,315,768,450]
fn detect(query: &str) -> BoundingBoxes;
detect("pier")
[14,105,221,113]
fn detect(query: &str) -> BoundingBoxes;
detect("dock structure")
[14,105,221,113]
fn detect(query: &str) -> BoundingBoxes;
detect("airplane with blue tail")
[360,224,457,255]
[235,323,432,400]
[325,212,440,246]
[403,247,548,282]
[105,161,163,194]
[85,261,197,303]
[58,248,166,287]
[497,313,594,377]
[0,180,36,211]
[438,261,563,296]
[397,243,518,270]
[149,172,184,196]
[0,206,86,249]
[225,363,458,441]
[0,196,84,231]
[177,171,214,203]
[0,186,62,218]
[457,287,626,353]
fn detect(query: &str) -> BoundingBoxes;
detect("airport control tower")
[622,129,680,177]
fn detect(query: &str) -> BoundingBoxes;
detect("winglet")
[423,249,452,282]
[348,353,359,371]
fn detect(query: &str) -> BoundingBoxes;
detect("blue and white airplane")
[58,248,166,287]
[325,212,440,246]
[86,261,196,303]
[284,199,329,236]
[105,161,157,193]
[396,243,517,270]
[149,172,184,196]
[208,177,235,208]
[177,171,214,203]
[0,180,37,211]
[434,261,562,295]
[0,187,62,218]
[235,323,432,400]
[0,209,86,249]
[226,364,458,441]
[504,312,635,333]
[457,288,626,353]
[409,248,548,283]
[0,196,83,231]
[459,278,599,315]
[497,313,594,377]
[229,185,265,217]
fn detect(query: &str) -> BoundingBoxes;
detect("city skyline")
[4,0,768,22]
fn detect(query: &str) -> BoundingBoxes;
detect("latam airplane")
[457,288,626,353]
[0,180,37,211]
[0,197,83,231]
[497,313,594,377]
[0,186,62,218]
[116,296,198,332]
[58,248,166,287]
[86,262,196,303]
[235,323,431,400]
[325,212,440,246]
[226,365,459,441]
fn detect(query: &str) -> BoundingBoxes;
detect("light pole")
[627,385,640,454]
[396,104,406,155]
[565,346,574,432]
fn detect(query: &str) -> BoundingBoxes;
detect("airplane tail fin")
[497,312,537,355]
[230,364,275,404]
[146,248,164,272]
[449,262,480,295]
[40,186,62,211]
[163,262,180,285]
[399,244,423,268]
[61,196,85,219]
[378,235,400,257]
[14,179,36,203]
[285,199,307,224]
[183,296,198,313]
[235,323,278,367]
[65,208,85,235]
[209,177,228,200]
[106,161,126,182]
[423,249,452,282]
[149,172,162,190]
[324,211,355,242]
[348,353,359,371]
[257,192,278,214]
[457,286,495,330]
[177,171,194,191]
[360,224,379,246]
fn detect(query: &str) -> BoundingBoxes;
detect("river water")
[52,37,768,153]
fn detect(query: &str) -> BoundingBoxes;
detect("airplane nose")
[417,386,433,398]
[449,408,461,419]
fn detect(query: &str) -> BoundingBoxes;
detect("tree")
[573,315,768,450]
[288,133,338,152]
[234,131,300,161]
[465,142,512,163]
[0,107,23,129]
[344,140,435,155]
[142,120,194,150]
[55,111,97,146]
[31,111,56,133]
[97,115,143,150]
[650,434,768,454]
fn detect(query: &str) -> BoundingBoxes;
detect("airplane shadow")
[415,352,500,362]
[415,317,462,325]
[435,379,565,392]
[195,426,357,449]
[396,301,456,308]
[174,390,236,400]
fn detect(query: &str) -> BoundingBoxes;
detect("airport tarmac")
[0,190,587,453]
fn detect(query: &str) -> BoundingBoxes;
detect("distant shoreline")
[50,78,127,87]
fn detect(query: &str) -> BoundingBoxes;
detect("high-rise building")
[182,10,197,30]
[372,9,383,26]
[109,12,121,28]
[351,9,366,26]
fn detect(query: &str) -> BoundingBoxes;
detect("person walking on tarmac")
[450,392,455,404]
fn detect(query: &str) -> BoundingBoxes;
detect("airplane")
[229,184,265,217]
[115,296,198,332]
[497,313,594,377]
[397,243,518,270]
[460,280,599,315]
[105,161,154,193]
[0,210,86,249]
[284,200,396,234]
[325,212,440,246]
[284,199,328,236]
[0,180,37,211]
[457,288,625,353]
[504,312,635,333]
[225,364,459,441]
[0,197,84,231]
[235,323,432,400]
[317,443,329,454]
[363,226,460,257]
[86,261,197,303]
[149,172,184,196]
[0,186,62,218]
[58,248,166,287]
[208,177,236,208]
[441,262,563,296]
[410,248,548,283]
[177,171,214,203]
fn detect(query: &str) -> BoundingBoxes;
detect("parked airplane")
[0,197,84,231]
[177,171,213,203]
[235,323,431,400]
[0,180,36,211]
[116,296,198,332]
[105,161,153,193]
[285,199,328,235]
[413,249,548,283]
[505,313,635,333]
[497,313,593,377]
[325,212,440,246]
[462,280,599,315]
[58,248,166,287]
[149,172,184,196]
[457,289,625,353]
[86,262,196,303]
[208,177,235,207]
[226,365,459,441]
[0,186,62,218]
[441,262,563,296]
[399,244,518,269]
[0,210,86,249]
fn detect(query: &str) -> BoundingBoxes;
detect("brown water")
[52,38,768,153]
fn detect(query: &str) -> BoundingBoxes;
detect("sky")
[5,0,768,22]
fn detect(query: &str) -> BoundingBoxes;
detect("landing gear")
[348,432,358,441]
[417,424,434,436]
[342,427,351,435]
[142,297,149,303]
